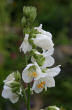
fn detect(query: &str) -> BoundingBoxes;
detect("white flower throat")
[28,71,37,78]
[37,81,45,88]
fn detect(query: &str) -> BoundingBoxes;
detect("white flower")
[31,48,54,68]
[32,65,61,93]
[2,86,19,103]
[32,34,54,50]
[2,72,19,103]
[48,106,60,110]
[22,62,45,83]
[35,24,52,39]
[20,34,32,54]
[32,75,55,93]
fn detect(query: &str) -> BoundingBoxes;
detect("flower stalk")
[2,6,61,110]
[27,84,31,110]
[22,87,27,106]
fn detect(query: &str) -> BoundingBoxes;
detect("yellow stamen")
[32,72,37,77]
[28,72,37,78]
[37,81,45,88]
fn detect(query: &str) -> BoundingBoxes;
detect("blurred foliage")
[0,0,72,110]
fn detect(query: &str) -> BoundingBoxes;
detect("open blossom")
[32,65,61,93]
[32,34,54,50]
[20,34,32,54]
[32,24,54,50]
[32,75,55,93]
[2,72,19,103]
[22,62,45,83]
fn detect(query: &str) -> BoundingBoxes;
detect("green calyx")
[28,65,36,71]
[10,81,20,88]
[12,87,20,93]
[28,29,39,48]
[31,50,45,66]
[35,54,45,66]
[42,69,46,73]
[23,27,31,34]
[29,39,36,48]
[8,80,21,93]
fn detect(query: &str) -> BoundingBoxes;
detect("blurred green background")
[0,0,72,110]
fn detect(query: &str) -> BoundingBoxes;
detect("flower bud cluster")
[21,6,37,33]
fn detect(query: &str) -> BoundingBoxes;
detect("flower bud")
[21,16,26,26]
[23,6,37,22]
[14,71,21,81]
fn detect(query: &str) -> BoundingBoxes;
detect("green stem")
[27,83,30,110]
[25,54,31,110]
[22,88,27,106]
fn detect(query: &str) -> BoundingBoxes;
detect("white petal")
[22,64,34,83]
[35,24,52,39]
[22,68,33,83]
[31,56,36,63]
[43,48,54,56]
[46,65,61,77]
[19,41,32,54]
[9,93,19,103]
[45,77,55,87]
[34,24,42,31]
[35,72,47,80]
[4,72,15,84]
[32,34,54,50]
[24,34,29,40]
[40,29,52,39]
[2,86,11,99]
[42,56,55,68]
[20,34,32,53]
[2,85,19,103]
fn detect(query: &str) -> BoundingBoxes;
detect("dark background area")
[0,0,72,110]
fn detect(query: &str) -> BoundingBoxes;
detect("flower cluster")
[2,6,61,105]
[2,71,21,103]
[21,24,61,94]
